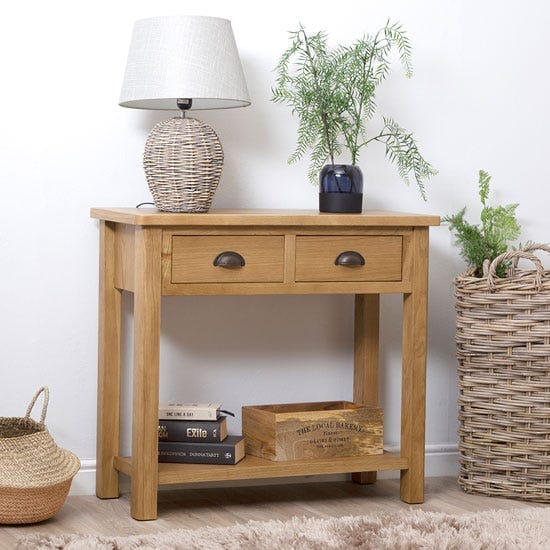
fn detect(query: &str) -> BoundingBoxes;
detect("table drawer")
[171,236,285,283]
[295,236,402,282]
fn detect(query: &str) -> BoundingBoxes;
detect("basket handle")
[487,251,545,292]
[512,243,550,270]
[25,386,49,424]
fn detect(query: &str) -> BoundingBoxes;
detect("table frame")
[92,208,437,520]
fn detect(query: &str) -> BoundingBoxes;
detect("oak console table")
[91,208,440,520]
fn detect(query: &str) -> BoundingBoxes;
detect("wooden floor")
[2,477,544,547]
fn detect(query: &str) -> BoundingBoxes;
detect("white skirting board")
[70,444,459,496]
[70,459,98,496]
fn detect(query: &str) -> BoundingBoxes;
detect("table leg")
[400,227,429,503]
[130,227,162,520]
[352,293,380,485]
[96,221,122,499]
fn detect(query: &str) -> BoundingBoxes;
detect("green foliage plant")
[443,170,521,277]
[272,21,437,199]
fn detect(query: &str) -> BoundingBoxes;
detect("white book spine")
[159,403,220,421]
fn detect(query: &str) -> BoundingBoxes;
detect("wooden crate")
[242,401,382,461]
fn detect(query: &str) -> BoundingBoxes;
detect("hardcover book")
[158,416,227,443]
[159,402,221,421]
[158,435,245,465]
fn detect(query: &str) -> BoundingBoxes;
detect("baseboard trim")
[380,444,459,480]
[71,459,97,496]
[71,444,459,496]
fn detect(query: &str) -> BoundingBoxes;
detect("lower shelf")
[114,451,408,486]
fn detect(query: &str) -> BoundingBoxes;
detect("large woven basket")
[0,387,80,524]
[455,245,550,501]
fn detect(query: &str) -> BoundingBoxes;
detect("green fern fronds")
[443,171,521,277]
[379,117,438,200]
[478,169,491,206]
[383,20,413,78]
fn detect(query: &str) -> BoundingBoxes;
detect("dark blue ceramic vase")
[319,164,363,213]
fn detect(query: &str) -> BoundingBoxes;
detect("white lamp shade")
[119,16,251,110]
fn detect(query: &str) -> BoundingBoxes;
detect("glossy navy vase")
[319,164,363,213]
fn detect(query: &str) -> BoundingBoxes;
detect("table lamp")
[119,16,251,212]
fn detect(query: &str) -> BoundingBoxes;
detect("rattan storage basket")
[0,387,80,524]
[455,245,550,501]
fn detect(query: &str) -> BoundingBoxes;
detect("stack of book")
[158,402,245,465]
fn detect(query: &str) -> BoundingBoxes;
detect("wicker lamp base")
[143,117,224,213]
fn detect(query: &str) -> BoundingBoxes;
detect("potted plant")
[444,169,521,276]
[272,21,437,213]
[444,170,550,502]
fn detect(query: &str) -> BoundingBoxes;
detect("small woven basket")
[143,116,224,213]
[0,387,80,524]
[455,245,550,501]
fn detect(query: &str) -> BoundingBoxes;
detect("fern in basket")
[443,170,521,277]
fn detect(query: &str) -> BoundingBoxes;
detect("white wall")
[1,0,549,494]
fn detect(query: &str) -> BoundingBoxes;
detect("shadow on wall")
[162,295,349,357]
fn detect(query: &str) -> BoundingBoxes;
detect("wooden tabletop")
[90,208,441,227]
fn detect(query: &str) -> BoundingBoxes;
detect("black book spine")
[158,417,225,443]
[158,436,243,465]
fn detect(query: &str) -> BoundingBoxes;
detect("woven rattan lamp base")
[143,117,224,213]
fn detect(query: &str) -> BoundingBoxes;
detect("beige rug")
[17,507,550,549]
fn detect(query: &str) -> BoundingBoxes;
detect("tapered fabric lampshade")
[119,15,250,213]
[119,16,250,110]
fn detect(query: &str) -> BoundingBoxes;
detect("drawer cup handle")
[335,251,365,266]
[213,251,246,268]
